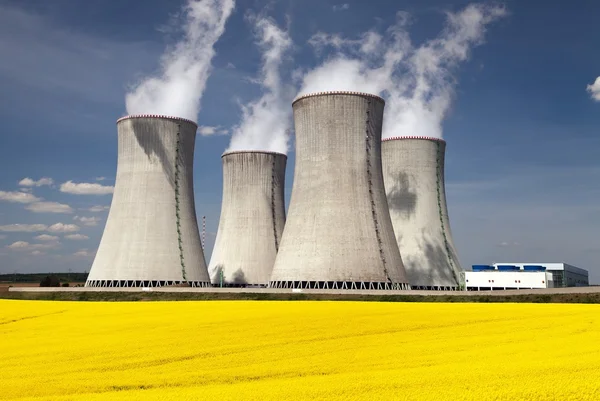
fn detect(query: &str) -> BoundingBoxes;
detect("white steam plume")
[226,16,293,154]
[299,3,506,139]
[125,0,235,122]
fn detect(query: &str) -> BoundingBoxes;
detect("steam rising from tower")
[298,3,506,139]
[227,16,293,154]
[126,0,235,122]
[270,92,409,290]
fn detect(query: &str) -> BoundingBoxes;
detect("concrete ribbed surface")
[209,152,286,286]
[271,92,408,286]
[382,138,462,288]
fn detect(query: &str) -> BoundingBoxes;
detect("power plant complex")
[83,92,590,292]
[208,151,286,286]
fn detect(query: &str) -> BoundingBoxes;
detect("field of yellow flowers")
[1,300,599,400]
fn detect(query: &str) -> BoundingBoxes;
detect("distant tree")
[61,282,70,287]
[40,275,61,287]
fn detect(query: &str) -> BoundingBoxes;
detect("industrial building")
[491,263,589,287]
[86,115,211,288]
[209,151,286,286]
[270,91,410,290]
[381,136,463,290]
[465,263,589,290]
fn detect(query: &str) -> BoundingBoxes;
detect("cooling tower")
[381,136,463,290]
[208,151,286,286]
[270,91,410,290]
[86,115,210,288]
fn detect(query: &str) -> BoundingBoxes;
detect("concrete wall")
[208,151,286,286]
[86,115,210,287]
[270,91,409,289]
[382,137,462,289]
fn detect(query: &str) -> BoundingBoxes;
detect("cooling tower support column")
[381,136,463,290]
[270,91,410,290]
[208,151,287,286]
[86,114,210,288]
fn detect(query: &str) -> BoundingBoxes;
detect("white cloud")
[226,62,236,69]
[0,224,48,232]
[88,205,110,212]
[73,248,93,257]
[31,250,44,256]
[198,125,229,136]
[47,223,79,233]
[18,177,54,187]
[60,181,114,195]
[0,191,41,203]
[587,77,600,101]
[65,234,89,241]
[95,177,106,181]
[73,216,101,226]
[25,201,73,214]
[7,241,59,251]
[332,3,350,11]
[35,234,60,242]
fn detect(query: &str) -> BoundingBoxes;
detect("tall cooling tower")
[208,151,286,286]
[86,115,210,288]
[270,91,410,290]
[381,136,463,290]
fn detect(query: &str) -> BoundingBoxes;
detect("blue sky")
[1,0,599,283]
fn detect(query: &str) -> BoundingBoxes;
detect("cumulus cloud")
[25,201,73,214]
[198,125,229,136]
[60,181,114,195]
[47,223,79,233]
[587,77,600,101]
[332,3,350,11]
[73,248,94,257]
[0,224,48,232]
[35,234,59,242]
[227,15,293,153]
[299,3,506,139]
[87,205,110,213]
[0,191,41,203]
[95,177,106,181]
[18,177,54,187]
[7,241,59,251]
[125,0,235,122]
[65,234,89,241]
[73,216,101,226]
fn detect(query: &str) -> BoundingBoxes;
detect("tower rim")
[221,150,288,159]
[292,91,385,106]
[382,136,446,143]
[116,114,198,127]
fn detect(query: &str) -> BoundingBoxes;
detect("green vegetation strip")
[1,291,600,303]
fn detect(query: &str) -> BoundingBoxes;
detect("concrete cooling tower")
[381,136,463,290]
[270,91,410,290]
[86,115,210,288]
[208,151,286,286]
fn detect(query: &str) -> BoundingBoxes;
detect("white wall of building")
[465,271,553,290]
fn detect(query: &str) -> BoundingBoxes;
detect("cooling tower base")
[85,280,211,288]
[269,281,411,290]
[410,285,459,291]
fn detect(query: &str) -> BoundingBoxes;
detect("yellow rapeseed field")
[1,300,599,400]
